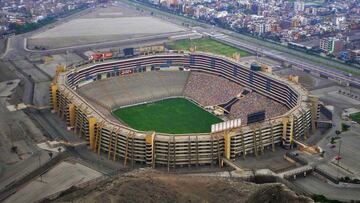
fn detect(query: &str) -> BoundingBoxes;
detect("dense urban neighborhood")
[0,0,95,34]
[2,0,360,63]
[136,0,360,63]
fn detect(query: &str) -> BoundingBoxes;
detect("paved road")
[0,5,136,201]
[1,2,360,201]
[121,0,360,86]
[3,31,175,62]
[209,33,360,87]
[293,175,360,201]
[315,106,342,161]
[3,0,359,89]
[0,150,51,191]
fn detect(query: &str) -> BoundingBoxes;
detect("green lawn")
[167,38,251,58]
[350,112,360,124]
[112,98,222,134]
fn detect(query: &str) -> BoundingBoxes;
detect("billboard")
[123,48,134,56]
[211,118,241,133]
[121,69,133,75]
[247,111,265,124]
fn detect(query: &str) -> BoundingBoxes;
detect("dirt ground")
[27,4,188,50]
[0,39,6,55]
[50,169,313,203]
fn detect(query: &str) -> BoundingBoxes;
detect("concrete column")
[68,104,75,128]
[309,96,319,132]
[289,116,294,147]
[50,84,58,112]
[224,132,231,160]
[145,132,155,167]
[282,117,289,141]
[88,116,96,150]
[113,128,120,161]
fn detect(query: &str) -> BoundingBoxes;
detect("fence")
[313,167,339,184]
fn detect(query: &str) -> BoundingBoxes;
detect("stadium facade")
[50,52,319,168]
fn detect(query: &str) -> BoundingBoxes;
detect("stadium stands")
[219,97,239,113]
[229,91,288,123]
[77,71,190,109]
[51,52,317,168]
[183,72,243,106]
[182,72,288,121]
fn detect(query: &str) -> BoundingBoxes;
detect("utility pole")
[65,50,69,68]
[38,153,43,182]
[9,123,13,148]
[336,138,342,180]
[337,139,342,165]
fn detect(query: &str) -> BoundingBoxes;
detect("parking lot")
[234,147,299,173]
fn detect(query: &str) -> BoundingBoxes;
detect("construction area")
[3,160,102,203]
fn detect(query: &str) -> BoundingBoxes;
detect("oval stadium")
[50,51,319,168]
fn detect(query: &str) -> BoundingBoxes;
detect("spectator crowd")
[229,92,289,124]
[184,72,289,123]
[184,72,243,106]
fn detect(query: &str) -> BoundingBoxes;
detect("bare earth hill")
[49,169,313,203]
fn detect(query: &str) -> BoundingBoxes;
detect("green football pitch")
[350,112,360,124]
[167,38,251,58]
[112,98,222,134]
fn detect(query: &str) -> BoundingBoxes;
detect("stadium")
[50,51,319,168]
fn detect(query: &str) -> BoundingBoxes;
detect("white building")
[334,16,346,26]
[294,0,305,13]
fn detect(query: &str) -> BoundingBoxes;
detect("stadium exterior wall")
[50,52,317,168]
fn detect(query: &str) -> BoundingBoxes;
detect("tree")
[341,123,350,132]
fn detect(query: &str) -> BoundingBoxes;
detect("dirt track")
[50,169,313,203]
